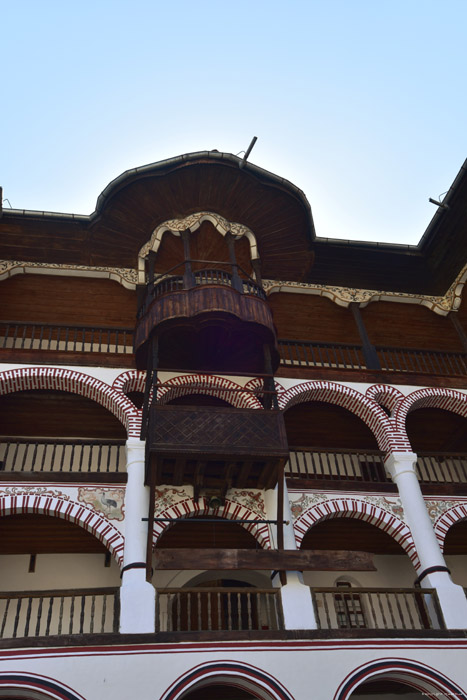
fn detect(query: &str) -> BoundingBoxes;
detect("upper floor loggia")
[0,152,466,381]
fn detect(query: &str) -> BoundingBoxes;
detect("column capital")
[126,437,146,450]
[385,452,418,479]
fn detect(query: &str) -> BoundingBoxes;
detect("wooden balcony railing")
[278,338,467,377]
[0,588,120,639]
[286,449,467,489]
[138,265,266,319]
[278,339,366,370]
[416,453,467,485]
[286,449,389,484]
[376,346,467,376]
[0,438,126,474]
[0,321,134,356]
[156,588,283,632]
[312,588,444,631]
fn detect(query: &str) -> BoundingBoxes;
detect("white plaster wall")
[302,555,416,588]
[0,642,466,700]
[0,554,121,590]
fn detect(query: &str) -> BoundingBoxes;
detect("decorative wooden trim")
[263,261,467,316]
[0,259,138,289]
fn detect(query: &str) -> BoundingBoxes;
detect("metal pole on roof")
[239,136,258,169]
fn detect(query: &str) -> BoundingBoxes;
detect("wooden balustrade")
[138,264,266,319]
[376,346,467,376]
[0,322,134,355]
[416,453,467,484]
[0,588,120,639]
[278,339,366,370]
[312,588,444,631]
[0,438,125,474]
[286,449,467,488]
[156,588,283,632]
[278,339,467,377]
[286,449,389,483]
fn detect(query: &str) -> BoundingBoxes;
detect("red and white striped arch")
[0,367,140,438]
[159,660,295,700]
[156,374,263,409]
[334,658,467,700]
[113,369,147,396]
[152,496,271,549]
[0,672,87,700]
[433,503,467,551]
[365,384,405,415]
[0,492,124,566]
[278,381,407,453]
[394,387,467,436]
[294,497,419,569]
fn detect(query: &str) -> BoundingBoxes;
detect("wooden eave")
[0,152,315,282]
[1,154,466,296]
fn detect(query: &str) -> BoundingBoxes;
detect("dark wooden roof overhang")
[310,158,467,294]
[1,155,466,296]
[0,152,315,282]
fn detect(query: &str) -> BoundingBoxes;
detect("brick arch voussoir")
[333,658,467,700]
[113,370,147,395]
[365,384,405,415]
[0,367,138,438]
[156,374,262,409]
[394,387,467,435]
[278,381,402,453]
[434,504,467,552]
[159,660,295,700]
[152,497,271,549]
[294,498,419,569]
[0,493,125,567]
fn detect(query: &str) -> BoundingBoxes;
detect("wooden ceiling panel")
[362,301,462,352]
[284,401,379,450]
[269,293,360,344]
[0,514,107,554]
[300,518,405,555]
[155,518,259,550]
[0,391,126,439]
[406,408,467,452]
[1,275,137,327]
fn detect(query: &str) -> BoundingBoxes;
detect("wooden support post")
[146,467,156,582]
[226,232,244,293]
[449,312,467,353]
[251,258,263,287]
[181,230,195,288]
[350,302,381,370]
[263,344,278,409]
[140,337,158,440]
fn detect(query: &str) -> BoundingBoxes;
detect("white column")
[119,438,156,633]
[386,452,467,629]
[265,481,318,630]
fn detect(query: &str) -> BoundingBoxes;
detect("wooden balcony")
[312,587,444,631]
[0,588,120,640]
[277,338,467,385]
[0,438,126,483]
[286,449,467,495]
[146,405,289,493]
[156,587,283,632]
[135,267,278,373]
[0,321,135,368]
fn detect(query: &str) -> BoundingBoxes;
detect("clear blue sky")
[1,0,466,244]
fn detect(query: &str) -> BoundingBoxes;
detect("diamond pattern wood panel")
[147,406,288,458]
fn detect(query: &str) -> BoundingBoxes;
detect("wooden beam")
[153,548,376,571]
